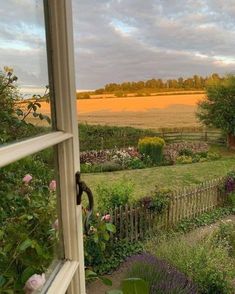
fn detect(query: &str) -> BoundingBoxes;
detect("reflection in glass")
[0,1,52,145]
[0,148,62,293]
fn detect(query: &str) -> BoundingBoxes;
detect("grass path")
[83,157,235,200]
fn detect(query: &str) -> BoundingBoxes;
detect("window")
[0,1,85,293]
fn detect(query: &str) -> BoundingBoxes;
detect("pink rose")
[49,180,56,191]
[102,214,111,221]
[23,174,32,184]
[24,273,46,293]
[52,219,59,230]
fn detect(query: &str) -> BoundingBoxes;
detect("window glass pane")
[0,1,53,146]
[0,147,63,293]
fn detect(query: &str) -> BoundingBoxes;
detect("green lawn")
[83,157,235,200]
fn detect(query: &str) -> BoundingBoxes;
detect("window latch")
[75,171,94,235]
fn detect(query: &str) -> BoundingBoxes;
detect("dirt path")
[86,215,235,294]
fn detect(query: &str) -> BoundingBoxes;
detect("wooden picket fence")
[110,177,227,241]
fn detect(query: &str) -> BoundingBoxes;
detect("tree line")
[94,73,223,94]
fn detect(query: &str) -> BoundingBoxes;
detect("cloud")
[0,0,235,90]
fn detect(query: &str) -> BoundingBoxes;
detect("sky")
[0,0,235,91]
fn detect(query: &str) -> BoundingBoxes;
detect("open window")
[0,1,85,293]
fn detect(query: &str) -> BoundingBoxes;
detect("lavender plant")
[125,254,198,294]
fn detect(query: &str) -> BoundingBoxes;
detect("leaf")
[106,223,116,233]
[121,278,149,294]
[0,275,6,287]
[106,290,123,294]
[19,239,33,252]
[85,270,98,279]
[99,276,112,286]
[21,267,35,284]
[103,231,110,241]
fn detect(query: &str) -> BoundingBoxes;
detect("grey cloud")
[0,0,235,90]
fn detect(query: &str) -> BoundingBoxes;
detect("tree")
[0,67,50,144]
[197,75,235,148]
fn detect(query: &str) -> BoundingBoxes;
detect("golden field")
[27,92,205,129]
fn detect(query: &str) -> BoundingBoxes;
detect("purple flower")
[126,253,198,294]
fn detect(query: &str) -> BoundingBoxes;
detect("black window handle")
[76,171,94,235]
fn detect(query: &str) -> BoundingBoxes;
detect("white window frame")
[0,0,86,293]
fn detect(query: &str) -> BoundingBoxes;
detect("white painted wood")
[44,0,86,293]
[0,132,72,168]
[46,261,79,294]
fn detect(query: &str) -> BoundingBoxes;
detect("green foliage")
[138,187,171,214]
[78,123,157,151]
[127,157,146,169]
[96,180,134,212]
[148,235,235,294]
[228,193,235,212]
[106,278,149,294]
[176,155,193,164]
[84,214,116,272]
[81,162,123,173]
[212,222,235,258]
[0,155,56,292]
[121,278,149,294]
[197,75,235,136]
[93,241,143,275]
[138,137,165,164]
[176,207,232,232]
[0,67,50,144]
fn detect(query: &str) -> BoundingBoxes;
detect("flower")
[96,212,100,217]
[102,214,111,221]
[52,219,59,230]
[24,273,46,293]
[49,180,56,191]
[23,174,32,184]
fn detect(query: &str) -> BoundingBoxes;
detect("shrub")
[176,155,193,164]
[125,254,198,294]
[212,222,235,258]
[163,141,209,164]
[149,236,235,294]
[138,137,165,165]
[0,155,56,291]
[84,212,116,269]
[127,157,146,169]
[93,240,143,275]
[179,148,194,157]
[206,151,221,161]
[96,180,134,212]
[138,187,171,213]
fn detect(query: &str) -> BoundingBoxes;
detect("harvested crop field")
[27,93,205,129]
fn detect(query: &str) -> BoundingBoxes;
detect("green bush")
[176,207,232,232]
[138,137,165,165]
[228,193,235,212]
[127,157,146,169]
[212,222,235,258]
[81,162,123,173]
[138,187,171,214]
[78,124,157,151]
[176,155,193,164]
[179,148,194,157]
[207,151,221,161]
[96,180,134,212]
[125,253,198,294]
[0,155,57,292]
[147,236,235,294]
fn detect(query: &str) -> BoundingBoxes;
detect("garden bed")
[87,215,235,294]
[80,141,222,173]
